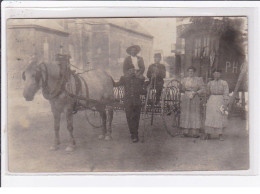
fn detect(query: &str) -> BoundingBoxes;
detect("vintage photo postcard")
[4,16,249,173]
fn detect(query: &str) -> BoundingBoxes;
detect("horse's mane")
[25,60,60,79]
[25,60,39,71]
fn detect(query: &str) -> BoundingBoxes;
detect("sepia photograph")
[5,16,249,173]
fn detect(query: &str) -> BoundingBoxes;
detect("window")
[203,36,210,56]
[194,38,201,57]
[194,36,210,57]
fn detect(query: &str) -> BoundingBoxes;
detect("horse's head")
[22,64,42,101]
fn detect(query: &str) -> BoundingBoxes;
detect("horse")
[22,56,114,152]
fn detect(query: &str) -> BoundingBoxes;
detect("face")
[187,69,194,77]
[129,48,137,57]
[213,72,221,80]
[22,65,41,101]
[154,57,161,64]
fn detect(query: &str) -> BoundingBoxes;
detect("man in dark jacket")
[147,53,166,104]
[114,68,145,143]
[123,45,145,79]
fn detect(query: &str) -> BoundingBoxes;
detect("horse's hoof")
[98,134,105,140]
[65,145,75,152]
[105,135,112,141]
[50,145,59,151]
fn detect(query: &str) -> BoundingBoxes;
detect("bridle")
[39,62,68,100]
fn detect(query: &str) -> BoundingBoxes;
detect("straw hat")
[126,45,141,55]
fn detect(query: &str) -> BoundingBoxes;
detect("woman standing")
[204,69,229,141]
[180,66,205,137]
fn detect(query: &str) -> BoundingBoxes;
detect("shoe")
[201,134,210,140]
[132,136,139,143]
[219,135,224,141]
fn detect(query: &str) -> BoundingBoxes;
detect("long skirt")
[180,92,201,132]
[205,95,227,135]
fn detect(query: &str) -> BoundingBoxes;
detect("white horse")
[22,58,114,151]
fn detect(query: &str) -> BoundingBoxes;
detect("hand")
[222,104,228,110]
[189,91,196,99]
[127,68,136,77]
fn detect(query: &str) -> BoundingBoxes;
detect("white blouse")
[131,56,138,70]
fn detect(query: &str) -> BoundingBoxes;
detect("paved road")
[7,92,249,173]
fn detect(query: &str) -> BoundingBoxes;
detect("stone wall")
[7,25,69,89]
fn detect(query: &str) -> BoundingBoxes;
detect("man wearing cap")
[123,45,145,79]
[147,53,166,104]
[114,68,145,143]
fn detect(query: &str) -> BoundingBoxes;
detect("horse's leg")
[65,107,76,152]
[50,109,61,151]
[105,106,113,141]
[97,105,107,140]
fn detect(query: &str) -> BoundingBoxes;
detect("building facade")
[7,19,69,89]
[7,18,154,90]
[173,17,247,91]
[66,19,154,79]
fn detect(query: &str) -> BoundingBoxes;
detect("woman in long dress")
[205,69,229,141]
[180,66,205,137]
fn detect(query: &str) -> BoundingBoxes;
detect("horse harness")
[40,62,68,100]
[39,62,98,113]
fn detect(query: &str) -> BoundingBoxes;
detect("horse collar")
[39,62,67,100]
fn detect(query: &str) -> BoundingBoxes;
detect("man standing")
[147,53,166,104]
[114,68,145,143]
[123,45,145,79]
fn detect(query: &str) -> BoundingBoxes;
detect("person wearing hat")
[113,45,145,143]
[204,68,229,141]
[123,45,145,79]
[146,53,166,104]
[114,67,146,143]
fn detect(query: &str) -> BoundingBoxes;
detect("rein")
[38,62,104,112]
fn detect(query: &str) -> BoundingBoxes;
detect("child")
[146,53,166,104]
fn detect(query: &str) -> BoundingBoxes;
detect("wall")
[109,25,153,79]
[90,24,110,71]
[182,31,246,91]
[7,28,36,89]
[218,37,245,91]
[7,26,69,89]
[66,20,153,79]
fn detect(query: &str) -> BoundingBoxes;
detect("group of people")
[114,45,166,143]
[180,66,229,141]
[114,45,229,143]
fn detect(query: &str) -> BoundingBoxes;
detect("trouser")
[125,103,142,138]
[145,80,164,104]
[155,86,163,104]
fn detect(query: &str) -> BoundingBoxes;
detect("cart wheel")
[161,79,181,137]
[140,113,153,143]
[162,111,180,137]
[85,109,103,128]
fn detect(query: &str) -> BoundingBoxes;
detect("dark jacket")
[114,75,145,106]
[147,63,166,85]
[123,56,145,76]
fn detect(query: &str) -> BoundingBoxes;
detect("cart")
[112,79,182,141]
